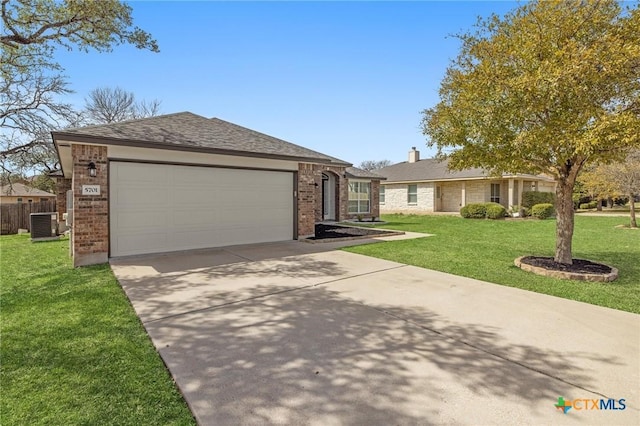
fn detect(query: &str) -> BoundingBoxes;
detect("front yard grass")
[0,235,195,425]
[344,214,639,314]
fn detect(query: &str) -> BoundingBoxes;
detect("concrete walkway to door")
[111,238,639,426]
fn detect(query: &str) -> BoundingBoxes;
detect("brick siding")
[297,163,316,237]
[71,144,108,267]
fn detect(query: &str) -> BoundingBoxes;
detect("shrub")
[531,203,555,219]
[579,201,598,210]
[460,203,487,219]
[461,202,505,219]
[522,191,555,208]
[485,203,507,219]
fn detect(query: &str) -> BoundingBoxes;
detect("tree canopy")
[579,149,640,227]
[422,0,640,264]
[1,0,158,55]
[1,0,158,176]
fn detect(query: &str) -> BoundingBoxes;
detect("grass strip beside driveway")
[345,215,640,314]
[0,235,195,425]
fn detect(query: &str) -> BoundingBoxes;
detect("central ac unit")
[31,212,58,240]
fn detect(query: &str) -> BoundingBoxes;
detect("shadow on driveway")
[145,284,624,425]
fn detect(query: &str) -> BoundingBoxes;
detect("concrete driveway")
[111,238,639,425]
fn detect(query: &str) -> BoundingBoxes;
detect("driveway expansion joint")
[143,264,410,325]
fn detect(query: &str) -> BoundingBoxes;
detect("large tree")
[1,0,158,175]
[422,0,640,264]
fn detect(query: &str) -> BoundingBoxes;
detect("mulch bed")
[519,256,612,275]
[309,224,396,240]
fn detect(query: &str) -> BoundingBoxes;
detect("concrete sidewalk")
[111,240,639,425]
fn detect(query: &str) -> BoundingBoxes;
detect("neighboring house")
[0,183,56,204]
[377,148,556,214]
[51,112,383,266]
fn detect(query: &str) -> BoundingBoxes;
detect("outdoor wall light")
[88,162,97,178]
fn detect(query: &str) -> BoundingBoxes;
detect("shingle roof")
[377,158,488,182]
[345,167,386,180]
[377,158,555,183]
[0,183,55,197]
[52,112,351,166]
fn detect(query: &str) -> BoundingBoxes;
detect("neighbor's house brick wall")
[71,144,108,267]
[381,182,435,213]
[440,181,463,212]
[0,195,55,204]
[537,180,556,193]
[55,178,72,231]
[464,181,487,205]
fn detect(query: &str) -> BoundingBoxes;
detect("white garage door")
[110,162,294,257]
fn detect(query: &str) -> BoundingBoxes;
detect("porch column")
[517,179,524,207]
[71,144,108,267]
[461,182,466,207]
[508,178,515,209]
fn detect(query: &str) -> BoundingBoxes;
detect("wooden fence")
[0,200,57,235]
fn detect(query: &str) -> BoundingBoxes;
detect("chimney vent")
[409,147,420,163]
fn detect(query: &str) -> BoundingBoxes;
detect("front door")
[435,184,442,212]
[322,173,335,220]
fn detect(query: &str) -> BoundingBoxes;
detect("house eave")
[52,131,351,177]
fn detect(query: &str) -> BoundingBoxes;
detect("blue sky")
[55,1,517,165]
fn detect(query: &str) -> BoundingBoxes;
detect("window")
[490,183,500,203]
[348,182,370,214]
[379,186,385,204]
[17,197,22,203]
[408,184,418,205]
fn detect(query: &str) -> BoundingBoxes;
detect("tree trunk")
[555,177,576,265]
[630,193,637,228]
[596,199,603,211]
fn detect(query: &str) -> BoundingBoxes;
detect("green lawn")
[345,215,640,314]
[0,235,195,425]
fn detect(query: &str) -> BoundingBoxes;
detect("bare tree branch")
[84,86,161,124]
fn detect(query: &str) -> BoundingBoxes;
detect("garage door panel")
[115,163,170,184]
[110,162,294,257]
[115,187,168,207]
[114,210,168,230]
[171,209,217,227]
[172,190,219,205]
[114,232,169,255]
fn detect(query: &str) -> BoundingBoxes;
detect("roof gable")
[52,112,350,166]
